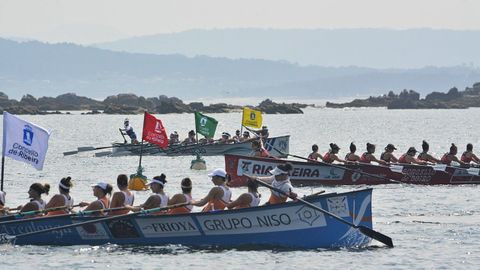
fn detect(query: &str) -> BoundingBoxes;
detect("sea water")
[0,107,479,269]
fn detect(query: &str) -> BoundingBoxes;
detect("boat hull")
[0,189,373,248]
[108,136,290,158]
[225,154,480,186]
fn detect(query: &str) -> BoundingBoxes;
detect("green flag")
[195,112,218,138]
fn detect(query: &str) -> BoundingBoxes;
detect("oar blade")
[78,146,96,152]
[63,150,79,156]
[358,226,394,248]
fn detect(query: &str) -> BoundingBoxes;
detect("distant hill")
[95,28,480,69]
[1,38,480,100]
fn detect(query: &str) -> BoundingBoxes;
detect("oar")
[63,143,145,156]
[264,142,404,184]
[0,204,81,222]
[0,202,189,243]
[252,177,394,248]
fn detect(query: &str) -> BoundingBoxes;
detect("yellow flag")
[242,107,263,128]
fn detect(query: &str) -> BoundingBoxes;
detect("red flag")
[142,112,169,148]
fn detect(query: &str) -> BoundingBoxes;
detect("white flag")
[2,112,51,170]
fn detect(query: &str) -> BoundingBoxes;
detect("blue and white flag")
[2,112,51,170]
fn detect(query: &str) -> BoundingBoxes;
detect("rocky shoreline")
[0,93,311,115]
[326,82,480,109]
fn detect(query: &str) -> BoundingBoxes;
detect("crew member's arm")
[227,193,251,209]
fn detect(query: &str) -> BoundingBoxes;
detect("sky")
[0,0,479,44]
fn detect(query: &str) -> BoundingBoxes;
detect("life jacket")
[202,186,232,212]
[398,154,409,164]
[110,190,135,215]
[235,192,261,209]
[268,179,293,205]
[461,151,472,163]
[168,194,193,214]
[441,153,452,165]
[47,194,74,216]
[360,152,371,163]
[322,152,333,163]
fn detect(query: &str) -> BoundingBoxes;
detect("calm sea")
[0,107,479,269]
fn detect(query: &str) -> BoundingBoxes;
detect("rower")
[417,140,441,163]
[79,182,112,215]
[307,144,321,162]
[183,130,196,144]
[322,143,346,163]
[360,143,388,165]
[218,132,234,144]
[122,118,139,144]
[20,183,50,214]
[233,130,242,142]
[380,144,399,163]
[247,163,297,205]
[398,147,427,165]
[239,131,251,142]
[169,131,180,145]
[461,143,480,164]
[129,174,169,214]
[227,179,261,209]
[109,174,135,215]
[441,143,467,166]
[251,139,271,158]
[46,177,75,216]
[0,191,6,216]
[345,142,360,162]
[168,177,193,214]
[191,168,232,212]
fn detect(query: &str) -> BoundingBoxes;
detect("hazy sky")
[1,0,479,44]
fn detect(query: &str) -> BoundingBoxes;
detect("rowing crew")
[0,163,297,217]
[308,141,480,166]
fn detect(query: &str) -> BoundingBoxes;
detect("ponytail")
[30,183,50,195]
[59,176,73,193]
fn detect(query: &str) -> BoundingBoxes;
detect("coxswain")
[20,183,50,214]
[441,143,467,166]
[380,144,399,163]
[227,179,261,209]
[461,143,480,164]
[109,174,135,215]
[307,144,321,162]
[360,143,388,165]
[46,177,75,216]
[398,147,427,165]
[247,163,297,205]
[322,143,346,163]
[253,126,269,139]
[168,177,194,214]
[183,130,197,144]
[128,174,169,214]
[251,139,271,158]
[122,118,139,144]
[79,182,112,215]
[417,140,441,163]
[191,168,232,212]
[345,142,360,162]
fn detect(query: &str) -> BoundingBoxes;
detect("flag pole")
[1,156,4,191]
[138,112,146,170]
[240,108,244,134]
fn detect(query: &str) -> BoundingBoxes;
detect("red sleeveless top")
[441,153,452,165]
[360,152,371,163]
[461,152,472,163]
[398,154,408,164]
[322,152,333,163]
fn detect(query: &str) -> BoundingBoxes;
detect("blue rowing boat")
[0,189,374,248]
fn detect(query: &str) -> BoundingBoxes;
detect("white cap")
[0,191,5,205]
[91,182,108,190]
[269,166,288,176]
[124,118,129,122]
[147,178,165,186]
[208,168,227,178]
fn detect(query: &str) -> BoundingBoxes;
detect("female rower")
[307,144,321,162]
[0,191,6,215]
[417,140,441,163]
[251,139,270,158]
[360,143,388,165]
[79,182,113,215]
[20,183,50,213]
[380,144,399,163]
[46,177,74,216]
[109,174,135,215]
[247,163,297,205]
[461,143,480,164]
[398,147,428,165]
[192,168,232,212]
[183,130,196,144]
[441,143,467,166]
[227,179,261,209]
[129,174,169,213]
[345,142,360,162]
[322,143,346,163]
[168,177,194,214]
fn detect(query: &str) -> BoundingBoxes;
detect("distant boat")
[102,135,290,157]
[0,189,373,248]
